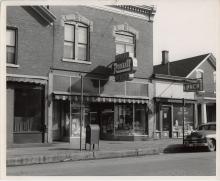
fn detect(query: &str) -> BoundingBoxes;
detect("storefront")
[7,76,47,145]
[154,98,196,139]
[50,72,151,142]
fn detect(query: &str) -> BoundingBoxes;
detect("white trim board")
[87,5,148,21]
[186,53,211,78]
[7,74,48,80]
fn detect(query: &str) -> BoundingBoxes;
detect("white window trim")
[6,63,19,68]
[62,58,91,65]
[196,69,204,79]
[63,21,89,62]
[113,23,139,40]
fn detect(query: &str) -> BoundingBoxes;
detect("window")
[115,31,135,57]
[63,22,89,61]
[6,27,17,64]
[213,71,216,84]
[196,69,204,79]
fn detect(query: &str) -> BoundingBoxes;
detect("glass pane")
[53,75,71,92]
[116,43,125,55]
[7,46,15,64]
[7,29,15,46]
[173,104,194,137]
[115,104,133,136]
[70,77,82,94]
[63,42,74,59]
[115,33,133,44]
[100,80,125,96]
[134,104,146,135]
[78,44,87,61]
[64,24,75,42]
[78,27,87,44]
[83,77,99,95]
[126,45,134,57]
[101,107,114,135]
[14,87,43,132]
[126,82,148,97]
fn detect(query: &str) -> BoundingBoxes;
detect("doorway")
[162,106,172,138]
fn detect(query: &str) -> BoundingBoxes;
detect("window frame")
[6,26,18,66]
[63,21,90,63]
[115,31,136,58]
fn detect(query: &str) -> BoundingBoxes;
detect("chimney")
[162,50,169,65]
[162,50,170,75]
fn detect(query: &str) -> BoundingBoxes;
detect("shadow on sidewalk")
[163,144,208,153]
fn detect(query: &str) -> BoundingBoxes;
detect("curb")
[7,147,165,167]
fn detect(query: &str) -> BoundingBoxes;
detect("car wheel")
[207,139,215,152]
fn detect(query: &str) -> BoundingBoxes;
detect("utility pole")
[80,75,83,151]
[182,98,185,144]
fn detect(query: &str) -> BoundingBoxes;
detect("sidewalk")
[7,139,183,167]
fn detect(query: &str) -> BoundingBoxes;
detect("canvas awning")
[7,76,47,85]
[53,93,149,104]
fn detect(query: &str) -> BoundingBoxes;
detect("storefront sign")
[183,80,203,92]
[113,52,137,82]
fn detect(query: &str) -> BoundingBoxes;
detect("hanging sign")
[183,79,203,92]
[113,52,137,82]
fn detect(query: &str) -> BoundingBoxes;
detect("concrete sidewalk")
[7,139,183,167]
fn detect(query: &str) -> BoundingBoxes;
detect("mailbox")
[85,124,100,150]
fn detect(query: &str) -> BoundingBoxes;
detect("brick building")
[153,51,216,139]
[6,5,156,146]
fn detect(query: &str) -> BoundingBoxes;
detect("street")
[7,152,216,176]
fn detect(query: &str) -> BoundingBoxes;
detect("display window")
[173,103,194,136]
[14,86,44,133]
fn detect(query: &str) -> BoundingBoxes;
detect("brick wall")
[189,58,216,93]
[50,6,153,79]
[6,6,53,77]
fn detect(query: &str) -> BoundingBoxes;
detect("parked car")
[184,122,216,152]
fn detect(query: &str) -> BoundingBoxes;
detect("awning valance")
[7,76,47,85]
[53,93,149,104]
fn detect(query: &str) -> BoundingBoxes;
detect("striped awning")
[53,93,149,104]
[7,76,47,85]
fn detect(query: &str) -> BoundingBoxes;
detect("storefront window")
[173,104,194,136]
[134,104,147,135]
[101,107,114,135]
[115,104,133,136]
[14,87,43,132]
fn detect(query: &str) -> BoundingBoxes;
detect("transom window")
[115,31,135,58]
[63,22,89,61]
[6,27,17,64]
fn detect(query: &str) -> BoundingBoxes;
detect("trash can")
[85,124,100,150]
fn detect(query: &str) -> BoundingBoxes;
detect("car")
[184,122,216,152]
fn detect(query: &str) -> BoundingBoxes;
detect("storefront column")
[201,103,207,124]
[7,87,14,146]
[194,103,198,128]
[47,72,53,143]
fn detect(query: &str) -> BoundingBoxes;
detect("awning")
[7,76,47,85]
[53,93,149,104]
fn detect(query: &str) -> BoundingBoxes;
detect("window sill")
[7,64,20,68]
[62,58,91,65]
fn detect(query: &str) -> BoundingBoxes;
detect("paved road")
[7,152,216,176]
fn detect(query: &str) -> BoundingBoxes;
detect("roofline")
[186,53,212,78]
[29,6,56,25]
[152,73,198,83]
[87,5,155,21]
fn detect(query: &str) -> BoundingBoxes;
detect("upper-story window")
[213,71,216,84]
[64,22,89,61]
[115,31,135,58]
[6,27,17,65]
[196,69,204,79]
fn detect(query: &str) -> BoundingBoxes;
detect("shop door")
[162,106,172,138]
